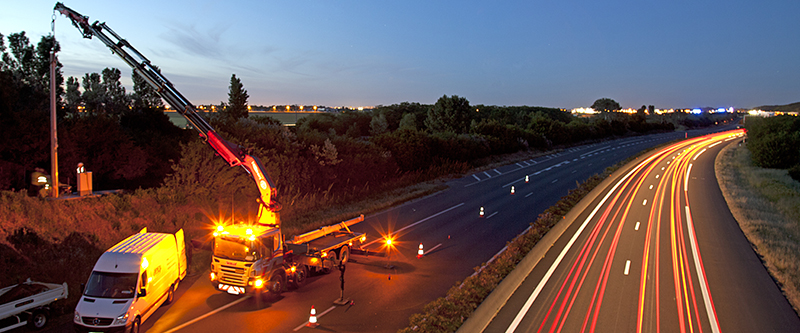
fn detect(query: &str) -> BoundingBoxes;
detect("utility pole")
[49,19,59,198]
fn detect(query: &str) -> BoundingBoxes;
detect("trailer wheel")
[339,246,350,264]
[28,309,48,330]
[290,265,308,289]
[322,251,337,274]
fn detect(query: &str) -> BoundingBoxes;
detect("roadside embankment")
[715,141,800,315]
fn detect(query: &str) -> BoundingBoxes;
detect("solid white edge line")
[504,158,644,333]
[363,203,465,248]
[163,295,252,333]
[685,164,692,192]
[685,206,720,333]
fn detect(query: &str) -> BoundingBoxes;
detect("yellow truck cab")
[74,228,186,333]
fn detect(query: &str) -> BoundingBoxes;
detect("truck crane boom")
[55,2,280,225]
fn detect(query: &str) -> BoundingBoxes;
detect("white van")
[73,228,186,333]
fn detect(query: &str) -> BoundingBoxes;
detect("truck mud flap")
[350,248,385,257]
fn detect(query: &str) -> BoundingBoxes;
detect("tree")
[369,113,388,136]
[591,98,620,113]
[398,113,417,131]
[64,76,81,114]
[225,74,249,120]
[425,94,472,133]
[131,66,163,110]
[101,67,129,115]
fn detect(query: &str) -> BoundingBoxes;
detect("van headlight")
[113,312,129,325]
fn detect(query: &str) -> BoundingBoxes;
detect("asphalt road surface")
[478,129,800,333]
[40,127,742,333]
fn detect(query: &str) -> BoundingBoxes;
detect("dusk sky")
[3,0,799,109]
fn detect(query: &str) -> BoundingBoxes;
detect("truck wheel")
[322,251,337,274]
[28,310,48,330]
[269,273,284,297]
[290,265,308,289]
[339,246,350,264]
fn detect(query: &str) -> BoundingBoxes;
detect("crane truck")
[55,2,368,300]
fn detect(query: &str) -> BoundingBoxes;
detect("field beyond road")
[166,111,317,128]
[716,141,800,315]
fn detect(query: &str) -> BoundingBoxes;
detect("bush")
[789,164,800,182]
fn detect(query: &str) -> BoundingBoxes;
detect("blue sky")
[2,0,799,109]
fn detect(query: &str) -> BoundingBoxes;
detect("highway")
[476,129,800,333]
[40,128,738,333]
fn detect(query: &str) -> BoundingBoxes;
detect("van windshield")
[84,271,137,299]
[214,235,271,261]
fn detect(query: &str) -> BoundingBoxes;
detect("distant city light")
[571,107,597,114]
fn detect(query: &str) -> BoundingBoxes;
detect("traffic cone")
[307,305,319,328]
[417,243,424,258]
[510,186,515,195]
[525,175,529,183]
[479,206,485,217]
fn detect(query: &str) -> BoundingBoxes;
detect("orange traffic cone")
[307,305,319,328]
[525,175,529,183]
[417,243,424,258]
[479,206,485,217]
[510,186,515,195]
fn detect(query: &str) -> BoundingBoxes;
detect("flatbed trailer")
[0,279,68,332]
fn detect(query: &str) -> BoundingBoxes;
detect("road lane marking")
[649,185,653,190]
[487,212,498,219]
[624,260,631,275]
[635,222,640,231]
[472,174,480,181]
[685,164,693,192]
[163,295,252,333]
[525,192,533,198]
[643,199,647,206]
[685,206,721,333]
[293,305,337,331]
[425,243,443,255]
[363,203,465,247]
[551,179,558,183]
[494,169,502,175]
[484,171,492,178]
[693,148,706,161]
[504,158,645,333]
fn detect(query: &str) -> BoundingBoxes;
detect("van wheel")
[28,310,47,330]
[131,318,141,333]
[164,283,175,305]
[339,246,350,264]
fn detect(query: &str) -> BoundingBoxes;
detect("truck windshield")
[84,271,137,299]
[214,235,265,261]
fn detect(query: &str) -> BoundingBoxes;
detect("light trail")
[502,129,743,333]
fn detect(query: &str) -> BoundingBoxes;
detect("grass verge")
[715,142,800,314]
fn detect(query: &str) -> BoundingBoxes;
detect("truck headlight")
[113,312,129,326]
